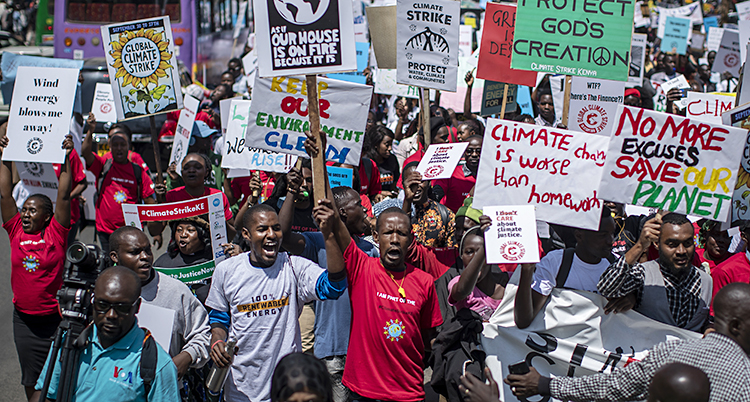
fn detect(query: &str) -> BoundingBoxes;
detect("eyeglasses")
[465,148,481,155]
[92,298,139,316]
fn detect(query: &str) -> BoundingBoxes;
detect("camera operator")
[0,133,73,400]
[31,267,179,402]
[108,226,211,381]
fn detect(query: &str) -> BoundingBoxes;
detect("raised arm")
[81,112,96,167]
[278,168,307,255]
[0,135,18,223]
[514,263,549,329]
[463,70,475,120]
[314,198,345,276]
[54,136,74,228]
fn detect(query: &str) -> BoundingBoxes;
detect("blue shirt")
[301,232,378,359]
[36,320,180,402]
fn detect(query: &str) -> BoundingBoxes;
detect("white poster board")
[458,24,473,57]
[685,92,735,124]
[484,205,540,264]
[706,27,724,52]
[136,303,175,351]
[17,162,59,206]
[568,77,625,136]
[90,82,117,123]
[473,119,609,230]
[737,0,750,20]
[629,34,647,86]
[253,0,357,77]
[415,142,468,180]
[245,75,371,166]
[233,1,248,39]
[713,29,741,77]
[373,68,436,99]
[4,66,79,164]
[721,103,750,224]
[656,3,702,38]
[169,94,200,175]
[396,0,460,92]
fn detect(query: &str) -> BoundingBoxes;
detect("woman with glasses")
[0,133,73,400]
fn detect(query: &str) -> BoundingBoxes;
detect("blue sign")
[704,16,719,29]
[1,53,83,103]
[328,42,370,84]
[328,165,354,188]
[516,86,534,116]
[662,16,690,55]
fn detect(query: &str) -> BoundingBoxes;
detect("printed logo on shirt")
[383,319,405,341]
[114,190,128,203]
[109,366,135,389]
[237,295,289,317]
[22,255,39,272]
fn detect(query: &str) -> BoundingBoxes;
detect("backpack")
[95,158,143,207]
[555,248,616,290]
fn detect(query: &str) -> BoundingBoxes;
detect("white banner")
[706,27,724,52]
[245,75,371,166]
[568,77,625,136]
[483,272,701,402]
[170,94,200,175]
[720,103,750,224]
[713,29,741,77]
[629,34,647,86]
[4,66,79,164]
[90,82,117,123]
[599,105,746,222]
[374,68,434,99]
[396,0,460,92]
[686,92,735,124]
[473,119,608,230]
[17,162,59,206]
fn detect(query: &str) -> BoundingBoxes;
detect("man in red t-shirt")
[324,200,443,401]
[102,123,150,172]
[82,114,156,253]
[432,135,481,213]
[53,149,87,245]
[711,224,750,314]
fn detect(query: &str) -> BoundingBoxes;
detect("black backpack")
[95,158,143,207]
[555,248,616,289]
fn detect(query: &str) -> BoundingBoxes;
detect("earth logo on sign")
[725,53,739,68]
[500,241,525,262]
[577,104,608,134]
[100,103,112,114]
[23,162,44,177]
[27,137,43,155]
[273,0,330,25]
[423,165,444,179]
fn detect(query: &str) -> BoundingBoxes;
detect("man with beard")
[402,163,455,249]
[598,213,713,332]
[432,135,482,213]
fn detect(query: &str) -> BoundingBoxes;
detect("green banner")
[155,260,216,284]
[511,0,635,81]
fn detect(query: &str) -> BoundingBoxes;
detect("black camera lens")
[67,243,88,264]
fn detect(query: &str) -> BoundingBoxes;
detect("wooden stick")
[306,75,326,206]
[420,87,431,147]
[231,38,238,58]
[149,115,163,185]
[561,75,572,127]
[499,84,509,119]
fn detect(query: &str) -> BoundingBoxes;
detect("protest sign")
[245,76,371,166]
[415,142,469,180]
[686,92,735,124]
[233,1,249,39]
[483,205,540,264]
[568,77,625,136]
[253,0,357,77]
[219,97,241,135]
[629,34,647,86]
[721,103,750,223]
[704,16,719,29]
[91,83,117,123]
[366,5,397,69]
[713,29,741,77]
[373,68,423,98]
[599,105,746,222]
[169,95,200,175]
[222,99,298,172]
[17,162,59,207]
[738,1,750,20]
[740,21,750,61]
[437,55,484,113]
[511,0,634,81]
[459,25,473,57]
[481,81,517,116]
[328,41,370,84]
[740,45,750,106]
[101,16,183,120]
[82,170,96,220]
[476,3,537,87]
[483,273,700,402]
[661,16,690,55]
[396,0,460,92]
[656,3,702,38]
[4,66,79,164]
[0,53,83,104]
[136,303,175,351]
[242,49,259,90]
[122,193,228,283]
[328,165,353,187]
[661,74,691,110]
[516,85,533,115]
[473,119,609,230]
[706,27,724,52]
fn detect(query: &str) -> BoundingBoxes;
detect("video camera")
[57,242,107,322]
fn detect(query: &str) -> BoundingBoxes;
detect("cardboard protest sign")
[366,5,397,69]
[253,0,357,77]
[415,142,469,180]
[473,119,609,230]
[396,0,460,92]
[476,3,537,87]
[481,81,517,116]
[599,105,746,222]
[122,193,228,283]
[90,83,117,123]
[0,53,83,104]
[706,27,724,52]
[169,95,200,175]
[17,162,59,207]
[661,16,690,55]
[328,165,353,187]
[568,77,625,136]
[222,99,298,172]
[656,3,702,38]
[511,0,634,81]
[101,16,183,120]
[713,29,741,77]
[4,66,79,164]
[484,205,540,264]
[721,103,750,223]
[629,34,647,86]
[686,92,735,124]
[245,76,371,166]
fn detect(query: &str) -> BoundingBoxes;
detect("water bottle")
[205,338,236,402]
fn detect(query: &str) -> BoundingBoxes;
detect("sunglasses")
[92,297,139,316]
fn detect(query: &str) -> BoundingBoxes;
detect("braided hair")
[25,194,54,233]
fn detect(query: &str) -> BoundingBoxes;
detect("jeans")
[323,355,348,402]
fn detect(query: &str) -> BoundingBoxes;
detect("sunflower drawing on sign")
[102,16,182,120]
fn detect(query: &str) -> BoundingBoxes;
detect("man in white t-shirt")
[514,206,618,329]
[205,203,346,402]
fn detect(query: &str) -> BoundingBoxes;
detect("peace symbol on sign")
[592,47,611,66]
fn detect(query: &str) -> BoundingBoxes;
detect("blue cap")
[192,120,218,138]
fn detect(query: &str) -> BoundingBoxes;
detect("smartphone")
[508,361,530,375]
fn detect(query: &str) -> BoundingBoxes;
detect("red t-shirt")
[358,159,381,197]
[53,149,87,226]
[432,165,476,213]
[103,150,149,172]
[342,241,443,401]
[4,214,69,315]
[710,252,750,314]
[87,155,155,234]
[166,186,233,220]
[230,172,276,205]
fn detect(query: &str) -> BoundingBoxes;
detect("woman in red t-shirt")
[0,135,73,399]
